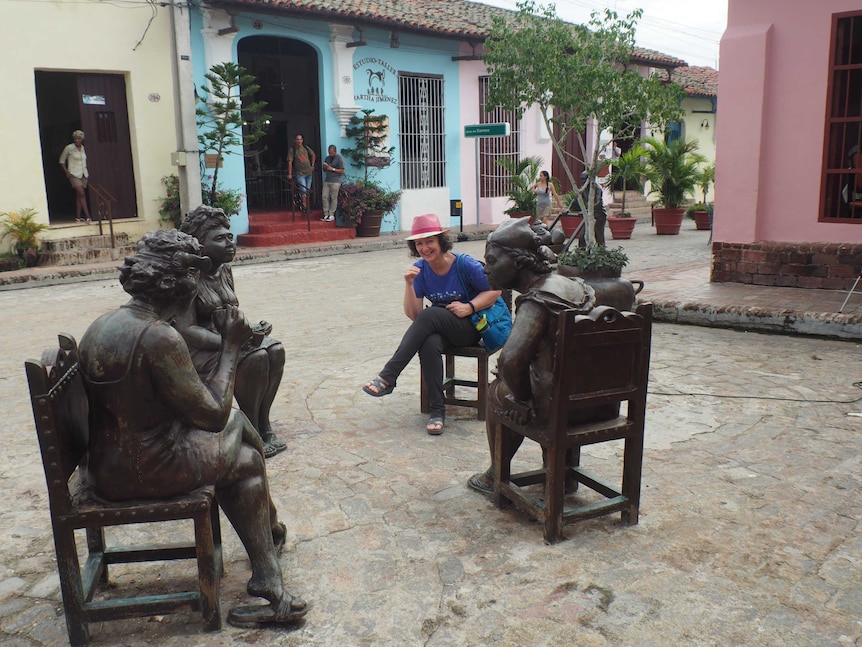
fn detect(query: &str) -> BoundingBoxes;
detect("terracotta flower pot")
[652,207,685,235]
[559,214,584,237]
[355,211,384,237]
[692,210,712,230]
[607,216,637,240]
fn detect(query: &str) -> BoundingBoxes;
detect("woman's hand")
[213,305,252,347]
[404,265,420,284]
[446,301,475,318]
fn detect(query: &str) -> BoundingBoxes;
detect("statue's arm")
[173,300,221,351]
[497,300,546,402]
[144,319,244,431]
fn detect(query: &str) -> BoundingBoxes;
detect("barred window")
[821,11,862,221]
[479,76,521,197]
[398,74,446,189]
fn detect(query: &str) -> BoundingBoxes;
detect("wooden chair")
[491,304,653,543]
[420,290,512,421]
[25,333,223,646]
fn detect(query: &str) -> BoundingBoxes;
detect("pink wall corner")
[718,0,862,246]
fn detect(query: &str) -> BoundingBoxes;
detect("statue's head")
[180,205,231,242]
[120,230,210,308]
[484,217,555,289]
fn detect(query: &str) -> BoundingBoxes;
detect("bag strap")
[454,254,475,300]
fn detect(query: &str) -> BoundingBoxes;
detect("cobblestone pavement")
[0,230,860,646]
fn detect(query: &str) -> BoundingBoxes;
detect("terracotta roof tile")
[215,0,686,67]
[663,65,718,98]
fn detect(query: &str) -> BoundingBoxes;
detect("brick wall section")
[712,242,862,289]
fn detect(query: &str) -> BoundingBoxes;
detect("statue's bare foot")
[227,592,308,628]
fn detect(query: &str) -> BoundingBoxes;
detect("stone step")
[237,227,356,248]
[38,232,136,267]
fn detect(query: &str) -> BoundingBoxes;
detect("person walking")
[287,134,315,213]
[59,129,91,223]
[321,145,345,222]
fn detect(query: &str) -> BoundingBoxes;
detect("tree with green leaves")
[196,62,269,207]
[483,0,684,246]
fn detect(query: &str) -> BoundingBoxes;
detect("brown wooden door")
[552,114,585,199]
[77,74,137,219]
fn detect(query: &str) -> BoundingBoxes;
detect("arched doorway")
[238,36,320,211]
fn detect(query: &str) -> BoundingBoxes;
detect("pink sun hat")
[405,213,450,240]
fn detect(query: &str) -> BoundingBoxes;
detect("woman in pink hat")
[363,213,501,434]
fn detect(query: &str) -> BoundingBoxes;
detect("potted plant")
[338,180,401,237]
[0,208,49,267]
[340,109,400,236]
[557,189,583,237]
[689,162,715,230]
[605,146,646,240]
[685,202,712,231]
[557,245,643,311]
[495,155,542,219]
[641,137,705,235]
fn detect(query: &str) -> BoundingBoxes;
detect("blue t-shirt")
[412,253,491,306]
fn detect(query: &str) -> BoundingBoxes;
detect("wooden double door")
[36,71,137,223]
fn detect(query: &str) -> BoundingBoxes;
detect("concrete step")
[237,227,356,248]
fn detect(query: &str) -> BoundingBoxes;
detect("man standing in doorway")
[287,134,315,214]
[321,145,345,222]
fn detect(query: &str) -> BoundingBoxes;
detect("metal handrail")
[88,183,117,248]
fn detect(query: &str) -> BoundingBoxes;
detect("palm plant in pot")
[340,109,400,236]
[641,136,705,235]
[687,163,715,230]
[496,155,542,219]
[605,145,646,240]
[0,208,49,267]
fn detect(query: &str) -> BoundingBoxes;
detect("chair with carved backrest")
[25,333,223,646]
[491,304,653,543]
[420,289,512,420]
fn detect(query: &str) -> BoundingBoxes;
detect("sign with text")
[464,123,510,138]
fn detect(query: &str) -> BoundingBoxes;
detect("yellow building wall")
[682,96,717,204]
[0,0,181,248]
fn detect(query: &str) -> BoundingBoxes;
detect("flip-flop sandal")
[426,417,445,435]
[226,594,309,628]
[362,376,394,397]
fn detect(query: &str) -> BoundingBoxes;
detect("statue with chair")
[468,217,653,542]
[26,230,307,644]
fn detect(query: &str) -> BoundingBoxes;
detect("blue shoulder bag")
[455,254,513,353]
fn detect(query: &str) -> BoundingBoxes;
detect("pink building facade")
[714,0,862,289]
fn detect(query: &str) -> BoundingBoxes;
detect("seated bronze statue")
[468,217,603,494]
[178,206,287,458]
[78,230,307,628]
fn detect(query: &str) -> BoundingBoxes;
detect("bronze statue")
[78,230,307,628]
[178,206,287,458]
[468,217,600,494]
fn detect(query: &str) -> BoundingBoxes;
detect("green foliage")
[495,155,543,216]
[196,62,270,205]
[607,145,645,216]
[684,202,710,219]
[483,1,684,247]
[0,208,48,252]
[697,162,715,204]
[641,137,706,209]
[558,245,629,271]
[158,174,182,228]
[341,109,396,183]
[201,179,244,216]
[338,180,401,227]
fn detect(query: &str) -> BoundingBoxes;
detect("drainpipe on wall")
[169,0,203,216]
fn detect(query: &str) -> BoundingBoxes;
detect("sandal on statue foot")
[426,416,445,435]
[263,435,287,458]
[362,375,394,397]
[227,592,309,628]
[467,469,494,496]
